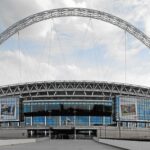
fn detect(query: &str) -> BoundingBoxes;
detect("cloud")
[0,0,150,87]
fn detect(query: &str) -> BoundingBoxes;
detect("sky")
[0,0,150,87]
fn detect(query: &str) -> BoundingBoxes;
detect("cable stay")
[52,19,66,79]
[88,19,101,80]
[47,20,53,81]
[81,18,92,51]
[17,31,22,84]
[124,30,127,84]
[78,18,93,80]
[87,20,113,83]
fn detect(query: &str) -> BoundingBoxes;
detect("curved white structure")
[0,8,150,48]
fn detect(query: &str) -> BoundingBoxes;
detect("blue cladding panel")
[33,116,45,125]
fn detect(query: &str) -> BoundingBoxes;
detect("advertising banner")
[121,104,136,116]
[116,96,150,121]
[0,97,19,121]
[117,96,138,121]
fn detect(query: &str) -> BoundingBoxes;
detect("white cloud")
[0,0,150,87]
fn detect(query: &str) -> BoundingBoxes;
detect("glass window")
[46,116,59,126]
[33,116,45,125]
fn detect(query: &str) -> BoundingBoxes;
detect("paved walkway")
[97,139,150,150]
[0,140,124,150]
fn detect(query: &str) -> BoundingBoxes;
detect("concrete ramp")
[94,138,150,150]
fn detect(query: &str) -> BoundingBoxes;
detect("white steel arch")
[0,8,150,48]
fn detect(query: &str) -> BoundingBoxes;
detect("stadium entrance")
[50,128,74,139]
[27,127,97,139]
[50,128,97,139]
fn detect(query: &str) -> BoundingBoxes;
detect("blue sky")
[0,0,150,86]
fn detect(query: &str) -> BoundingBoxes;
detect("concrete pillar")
[45,130,47,136]
[45,116,47,126]
[89,116,91,126]
[88,130,91,137]
[74,115,76,126]
[118,122,121,138]
[17,122,20,127]
[31,116,33,126]
[103,116,105,125]
[49,130,51,140]
[59,116,61,126]
[74,129,76,139]
[97,129,100,138]
[30,130,33,137]
[88,105,91,126]
[105,125,106,138]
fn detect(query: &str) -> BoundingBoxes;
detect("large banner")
[119,98,137,121]
[116,96,150,121]
[0,97,19,121]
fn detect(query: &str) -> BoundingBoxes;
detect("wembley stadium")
[0,80,150,139]
[1,8,150,140]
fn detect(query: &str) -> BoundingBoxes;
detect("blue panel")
[115,96,120,121]
[25,117,31,125]
[76,116,89,126]
[91,116,102,125]
[24,104,31,112]
[33,116,45,125]
[105,116,112,125]
[46,116,58,126]
[61,116,74,125]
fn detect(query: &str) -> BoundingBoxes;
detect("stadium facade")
[0,80,150,133]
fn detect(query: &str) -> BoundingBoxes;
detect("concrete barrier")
[97,127,150,140]
[36,137,49,142]
[0,128,28,139]
[0,139,36,146]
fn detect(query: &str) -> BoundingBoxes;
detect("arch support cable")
[124,30,127,83]
[17,31,22,83]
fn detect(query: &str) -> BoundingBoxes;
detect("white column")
[89,105,91,126]
[31,103,33,126]
[103,116,105,125]
[49,130,51,139]
[31,116,33,126]
[59,116,61,126]
[74,129,76,139]
[45,130,47,136]
[89,116,91,126]
[31,130,33,137]
[74,115,76,126]
[45,116,47,126]
[88,130,91,137]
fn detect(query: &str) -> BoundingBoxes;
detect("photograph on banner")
[0,97,19,121]
[119,97,138,121]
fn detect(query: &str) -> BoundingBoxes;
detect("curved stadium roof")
[0,81,150,100]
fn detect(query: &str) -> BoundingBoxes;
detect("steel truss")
[0,8,150,48]
[0,81,150,99]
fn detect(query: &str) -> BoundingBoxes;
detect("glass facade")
[24,100,113,126]
[1,96,150,128]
